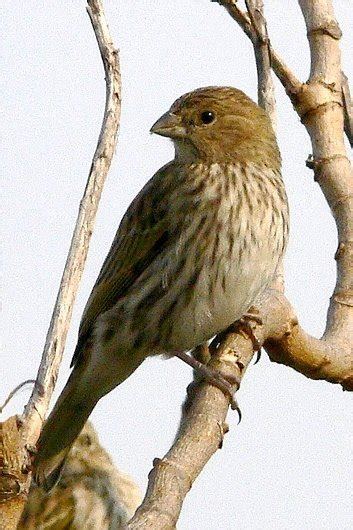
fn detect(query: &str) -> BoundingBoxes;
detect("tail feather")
[34,344,145,491]
[33,367,97,491]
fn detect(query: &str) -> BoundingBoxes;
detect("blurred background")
[2,1,352,528]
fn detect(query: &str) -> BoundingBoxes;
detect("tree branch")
[22,0,121,445]
[0,1,121,527]
[245,0,276,124]
[214,0,302,97]
[128,333,255,529]
[129,1,353,526]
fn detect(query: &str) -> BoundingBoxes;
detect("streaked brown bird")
[34,86,289,489]
[20,422,140,529]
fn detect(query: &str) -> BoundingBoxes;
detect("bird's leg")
[174,350,241,418]
[227,307,263,362]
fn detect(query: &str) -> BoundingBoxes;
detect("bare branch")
[214,0,353,384]
[128,334,255,529]
[22,0,121,447]
[214,0,301,97]
[297,0,353,346]
[0,381,36,414]
[128,288,353,527]
[245,0,276,124]
[0,2,121,527]
[260,291,353,390]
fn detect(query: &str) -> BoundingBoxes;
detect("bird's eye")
[200,111,215,125]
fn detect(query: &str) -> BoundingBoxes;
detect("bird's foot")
[227,307,263,354]
[174,350,241,420]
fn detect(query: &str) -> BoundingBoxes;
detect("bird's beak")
[150,111,187,138]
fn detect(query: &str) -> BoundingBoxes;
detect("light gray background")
[2,2,352,529]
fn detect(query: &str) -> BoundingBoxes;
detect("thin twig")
[22,0,121,446]
[0,380,36,414]
[0,2,121,527]
[245,1,277,125]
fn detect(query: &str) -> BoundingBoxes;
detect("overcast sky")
[2,1,352,529]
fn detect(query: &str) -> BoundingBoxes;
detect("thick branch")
[128,334,255,529]
[214,0,353,384]
[297,0,353,343]
[128,290,353,527]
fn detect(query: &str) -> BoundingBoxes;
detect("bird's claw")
[208,370,242,420]
[228,308,262,353]
[175,350,242,421]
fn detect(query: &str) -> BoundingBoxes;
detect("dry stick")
[128,3,277,529]
[244,0,276,123]
[22,0,121,448]
[0,4,121,527]
[216,0,301,96]
[0,381,36,414]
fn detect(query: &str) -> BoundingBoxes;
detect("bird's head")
[151,86,280,167]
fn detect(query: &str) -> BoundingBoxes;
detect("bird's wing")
[72,164,173,366]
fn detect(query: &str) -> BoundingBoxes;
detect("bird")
[19,422,140,529]
[34,86,289,490]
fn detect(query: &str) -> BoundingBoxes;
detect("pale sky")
[2,2,352,529]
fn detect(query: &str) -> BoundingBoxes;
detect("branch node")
[307,22,342,41]
[217,421,228,448]
[153,458,193,492]
[305,154,349,182]
[334,241,353,261]
[341,375,353,391]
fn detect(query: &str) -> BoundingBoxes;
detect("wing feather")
[72,164,173,366]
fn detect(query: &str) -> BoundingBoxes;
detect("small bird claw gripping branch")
[128,1,353,527]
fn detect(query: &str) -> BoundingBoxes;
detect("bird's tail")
[33,344,145,491]
[33,364,98,491]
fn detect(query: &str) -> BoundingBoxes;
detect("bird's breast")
[159,162,288,351]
